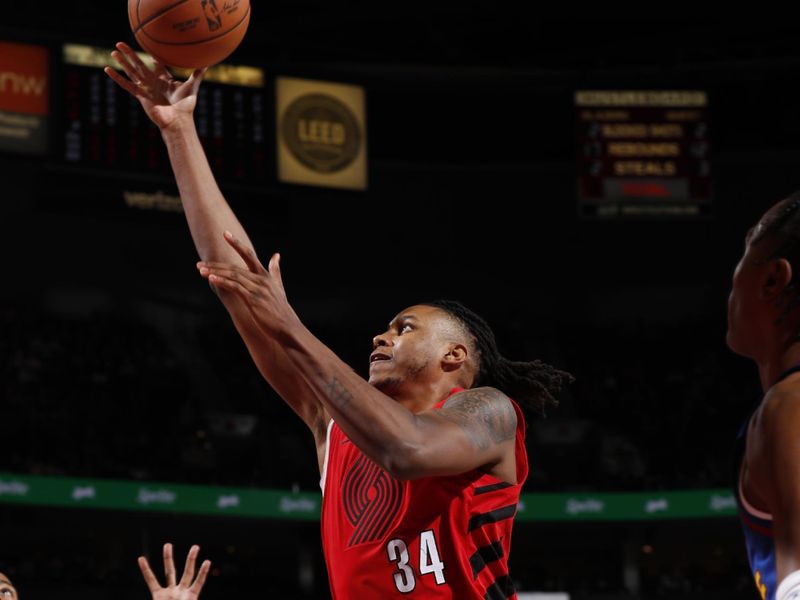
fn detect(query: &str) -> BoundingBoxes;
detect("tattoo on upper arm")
[441,388,517,452]
[326,377,353,409]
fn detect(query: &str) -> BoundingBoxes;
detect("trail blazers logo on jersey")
[342,454,404,547]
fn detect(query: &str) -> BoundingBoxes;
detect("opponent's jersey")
[735,412,776,600]
[734,365,800,600]
[320,387,528,599]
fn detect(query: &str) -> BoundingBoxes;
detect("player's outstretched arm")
[105,42,246,266]
[200,236,518,481]
[105,43,330,460]
[138,543,210,600]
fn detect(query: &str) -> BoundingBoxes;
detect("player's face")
[0,573,18,600]
[726,211,775,357]
[727,234,759,356]
[368,305,451,394]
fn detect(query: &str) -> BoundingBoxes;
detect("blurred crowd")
[0,299,759,493]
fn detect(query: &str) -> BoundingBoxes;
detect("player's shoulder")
[760,377,800,433]
[764,374,800,406]
[444,386,511,406]
[441,387,516,423]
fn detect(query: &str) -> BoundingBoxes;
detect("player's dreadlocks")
[751,192,800,327]
[424,300,573,417]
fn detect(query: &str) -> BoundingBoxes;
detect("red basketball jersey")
[320,388,528,599]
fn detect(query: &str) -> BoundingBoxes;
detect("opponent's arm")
[201,241,518,481]
[105,43,330,458]
[763,390,800,598]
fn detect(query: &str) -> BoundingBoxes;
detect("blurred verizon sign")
[276,76,367,190]
[0,41,49,155]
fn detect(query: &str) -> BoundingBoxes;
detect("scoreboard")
[0,39,367,217]
[576,90,711,218]
[59,43,268,185]
[4,45,713,218]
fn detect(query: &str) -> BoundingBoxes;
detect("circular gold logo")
[282,94,362,173]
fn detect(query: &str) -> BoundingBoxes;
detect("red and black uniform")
[320,387,528,599]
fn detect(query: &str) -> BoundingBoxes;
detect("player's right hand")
[105,42,207,131]
[138,543,211,600]
[197,231,299,341]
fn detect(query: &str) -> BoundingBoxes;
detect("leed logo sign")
[281,93,362,174]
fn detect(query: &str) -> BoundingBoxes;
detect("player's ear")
[442,343,468,372]
[762,257,793,301]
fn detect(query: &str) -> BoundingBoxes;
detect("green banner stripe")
[0,473,320,521]
[515,490,737,521]
[0,473,737,521]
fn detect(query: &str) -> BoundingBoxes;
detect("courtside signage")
[276,76,367,191]
[0,473,734,521]
[0,41,49,155]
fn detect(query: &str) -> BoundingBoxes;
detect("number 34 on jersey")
[386,530,446,593]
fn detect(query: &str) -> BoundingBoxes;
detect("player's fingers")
[190,560,212,594]
[116,41,151,76]
[137,556,162,593]
[268,253,285,290]
[113,45,146,82]
[208,273,251,298]
[188,67,208,89]
[104,67,141,97]
[179,544,199,587]
[203,268,266,298]
[163,542,177,587]
[197,262,237,275]
[153,59,174,81]
[109,49,144,86]
[223,230,267,274]
[198,264,262,285]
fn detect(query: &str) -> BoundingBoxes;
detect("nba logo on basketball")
[201,0,222,31]
[128,0,250,67]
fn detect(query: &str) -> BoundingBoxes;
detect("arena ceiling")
[3,10,800,72]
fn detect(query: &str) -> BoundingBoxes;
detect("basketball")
[128,0,250,69]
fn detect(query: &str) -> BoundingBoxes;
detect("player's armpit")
[386,387,516,481]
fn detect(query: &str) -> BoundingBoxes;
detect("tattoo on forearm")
[326,377,354,409]
[441,388,517,452]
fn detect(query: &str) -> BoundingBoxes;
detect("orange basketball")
[128,0,250,69]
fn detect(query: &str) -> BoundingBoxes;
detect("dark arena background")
[0,9,796,599]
